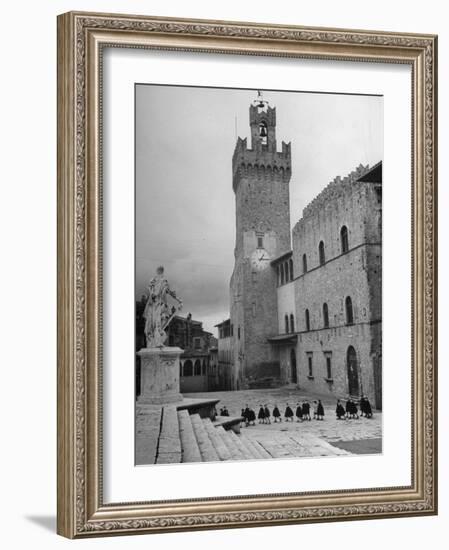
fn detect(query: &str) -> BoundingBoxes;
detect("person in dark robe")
[248,407,256,426]
[302,401,311,421]
[316,399,325,420]
[365,397,373,418]
[258,405,265,423]
[240,408,246,428]
[284,403,294,421]
[361,396,373,418]
[345,399,352,419]
[244,404,251,426]
[360,396,366,416]
[219,407,225,416]
[312,400,319,419]
[222,406,229,417]
[349,399,359,419]
[353,399,360,419]
[336,400,346,419]
[295,402,303,422]
[273,404,281,422]
[264,404,271,424]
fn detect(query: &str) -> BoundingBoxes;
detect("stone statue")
[143,266,182,348]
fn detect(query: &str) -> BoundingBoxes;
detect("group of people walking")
[336,396,373,419]
[219,395,374,427]
[237,400,326,427]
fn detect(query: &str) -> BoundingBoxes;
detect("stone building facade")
[273,162,382,408]
[225,95,382,409]
[229,97,292,389]
[135,308,217,393]
[215,319,233,390]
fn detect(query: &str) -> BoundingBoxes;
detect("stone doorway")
[346,346,359,396]
[290,348,297,384]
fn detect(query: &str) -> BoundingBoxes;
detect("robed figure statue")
[143,266,182,348]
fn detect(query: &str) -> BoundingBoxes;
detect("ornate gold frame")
[57,11,438,538]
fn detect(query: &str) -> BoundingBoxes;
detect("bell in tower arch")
[259,121,268,145]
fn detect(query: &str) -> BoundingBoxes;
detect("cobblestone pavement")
[184,387,382,457]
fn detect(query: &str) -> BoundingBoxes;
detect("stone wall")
[288,165,382,406]
[277,280,295,334]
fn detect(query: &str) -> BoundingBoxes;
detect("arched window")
[319,241,325,266]
[194,359,202,376]
[289,258,294,280]
[290,314,295,332]
[285,314,289,334]
[302,254,307,274]
[340,225,349,253]
[323,303,329,328]
[280,263,285,285]
[345,296,354,325]
[284,261,289,282]
[183,360,193,377]
[305,309,310,332]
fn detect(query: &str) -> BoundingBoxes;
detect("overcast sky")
[135,85,383,335]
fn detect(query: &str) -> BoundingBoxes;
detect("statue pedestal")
[137,347,183,404]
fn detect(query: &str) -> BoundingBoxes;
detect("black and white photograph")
[135,84,383,466]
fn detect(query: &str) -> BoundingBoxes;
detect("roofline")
[270,250,293,266]
[214,318,231,328]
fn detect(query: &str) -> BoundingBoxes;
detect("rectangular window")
[326,356,332,379]
[256,234,264,248]
[375,185,382,204]
[238,327,241,339]
[307,354,313,377]
[194,337,201,350]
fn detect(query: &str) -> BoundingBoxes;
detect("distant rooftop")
[214,318,231,328]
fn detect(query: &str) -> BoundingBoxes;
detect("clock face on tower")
[251,249,271,271]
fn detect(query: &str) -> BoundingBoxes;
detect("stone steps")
[190,414,220,462]
[202,418,232,461]
[177,409,202,463]
[156,405,181,464]
[215,426,245,460]
[229,430,257,460]
[135,406,162,466]
[175,410,272,464]
[147,404,277,465]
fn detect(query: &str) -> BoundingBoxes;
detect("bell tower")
[229,92,292,389]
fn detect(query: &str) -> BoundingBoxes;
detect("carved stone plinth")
[137,347,183,404]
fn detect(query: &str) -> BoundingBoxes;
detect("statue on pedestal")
[143,266,182,348]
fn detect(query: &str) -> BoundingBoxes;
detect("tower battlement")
[232,101,291,192]
[232,142,291,191]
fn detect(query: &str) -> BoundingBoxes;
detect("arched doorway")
[183,360,193,377]
[290,348,297,384]
[194,359,202,376]
[346,346,359,396]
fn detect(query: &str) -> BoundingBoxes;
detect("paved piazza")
[184,387,382,458]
